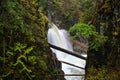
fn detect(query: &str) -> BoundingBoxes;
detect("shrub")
[86,67,120,80]
[69,22,108,51]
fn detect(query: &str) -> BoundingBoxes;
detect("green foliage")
[86,67,120,80]
[28,56,37,65]
[90,0,120,68]
[69,23,97,38]
[39,0,48,14]
[80,0,96,23]
[0,0,56,80]
[1,42,33,79]
[48,0,81,29]
[69,22,108,51]
[52,0,63,8]
[13,42,27,52]
[101,0,112,13]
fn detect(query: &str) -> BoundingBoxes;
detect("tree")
[79,0,96,23]
[0,0,64,80]
[90,0,120,68]
[48,0,81,30]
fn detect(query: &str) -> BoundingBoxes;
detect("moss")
[86,67,120,80]
[101,0,112,13]
[0,0,62,80]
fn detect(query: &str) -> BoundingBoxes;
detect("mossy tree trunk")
[87,0,120,69]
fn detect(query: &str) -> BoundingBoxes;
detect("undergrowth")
[86,66,120,80]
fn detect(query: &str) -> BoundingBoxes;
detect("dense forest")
[0,0,120,80]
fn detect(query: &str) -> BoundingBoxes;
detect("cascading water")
[47,23,87,80]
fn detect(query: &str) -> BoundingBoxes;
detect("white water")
[47,23,87,80]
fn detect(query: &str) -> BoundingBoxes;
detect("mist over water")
[47,23,87,80]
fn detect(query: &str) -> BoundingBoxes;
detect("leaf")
[17,55,27,61]
[28,56,37,65]
[24,46,34,54]
[69,22,97,38]
[69,22,108,50]
[20,67,32,73]
[14,42,27,52]
[6,51,14,56]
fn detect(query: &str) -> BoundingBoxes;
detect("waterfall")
[47,23,87,80]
